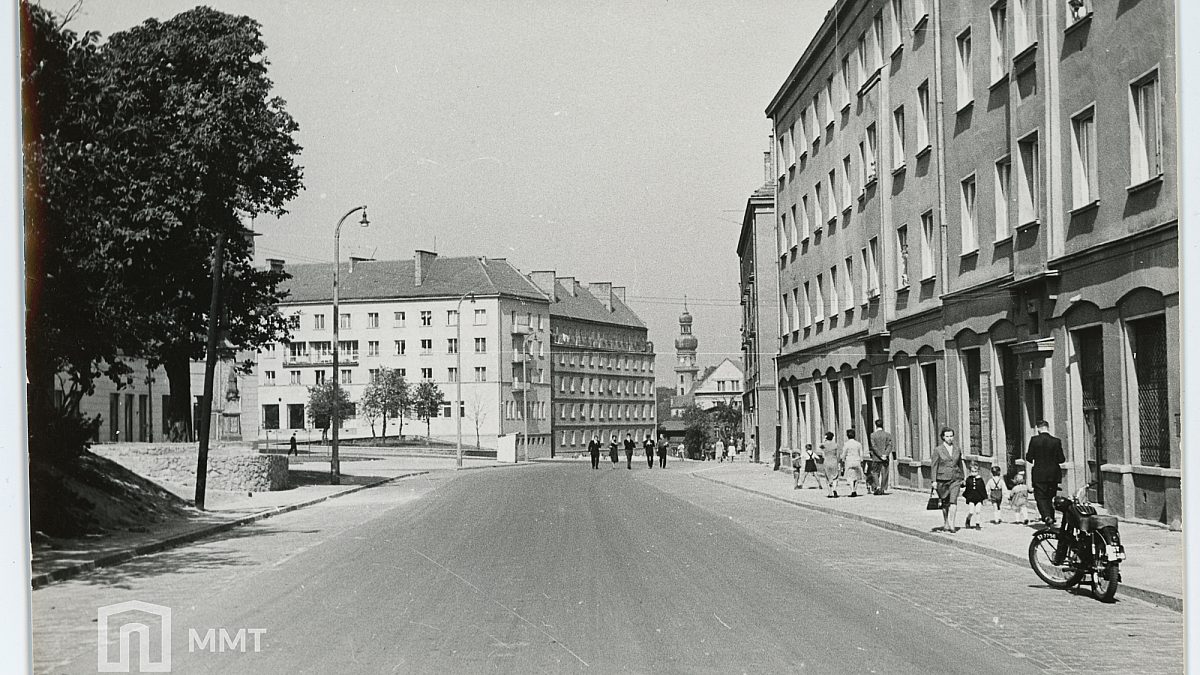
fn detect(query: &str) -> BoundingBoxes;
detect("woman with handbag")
[818,432,841,498]
[929,426,967,533]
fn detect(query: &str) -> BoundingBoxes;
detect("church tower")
[674,304,700,396]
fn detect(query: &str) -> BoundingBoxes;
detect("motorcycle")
[1027,482,1125,602]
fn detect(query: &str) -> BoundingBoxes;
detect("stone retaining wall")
[95,444,288,492]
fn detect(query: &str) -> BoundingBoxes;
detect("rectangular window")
[961,174,978,253]
[420,338,432,354]
[914,0,927,23]
[315,370,326,385]
[994,158,1011,240]
[800,194,810,239]
[287,314,300,329]
[865,124,878,181]
[828,169,838,219]
[803,282,813,327]
[789,205,799,245]
[785,127,795,168]
[990,2,1008,82]
[420,311,432,327]
[781,212,792,251]
[290,370,301,385]
[797,110,809,156]
[1129,314,1169,467]
[842,156,853,208]
[474,366,487,382]
[920,210,936,279]
[872,12,884,68]
[447,338,458,354]
[393,311,405,327]
[868,237,880,293]
[447,310,458,326]
[891,106,906,169]
[896,224,910,286]
[474,309,487,325]
[859,247,870,298]
[342,369,352,384]
[956,29,973,109]
[1014,0,1035,50]
[783,293,794,333]
[829,267,840,316]
[843,257,855,310]
[824,78,835,127]
[814,182,824,228]
[963,349,983,455]
[917,81,931,149]
[889,0,904,51]
[339,313,351,329]
[367,340,379,356]
[1071,106,1098,207]
[1130,72,1162,184]
[262,404,279,430]
[367,312,379,328]
[369,368,380,383]
[839,56,851,109]
[265,370,276,386]
[815,274,825,321]
[856,34,867,84]
[395,339,406,355]
[420,367,432,381]
[1018,132,1040,225]
[811,96,821,142]
[474,337,487,353]
[313,314,325,330]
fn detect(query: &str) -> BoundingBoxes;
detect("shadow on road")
[287,470,394,488]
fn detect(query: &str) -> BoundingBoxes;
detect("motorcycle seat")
[1080,514,1118,532]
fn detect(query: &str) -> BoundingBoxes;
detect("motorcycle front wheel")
[1093,563,1119,602]
[1029,529,1085,589]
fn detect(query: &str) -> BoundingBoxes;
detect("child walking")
[985,465,1007,524]
[798,444,823,489]
[962,461,988,529]
[1008,472,1033,524]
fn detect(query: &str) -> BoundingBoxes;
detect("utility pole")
[195,232,225,510]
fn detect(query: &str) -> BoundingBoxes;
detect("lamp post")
[331,205,369,485]
[521,333,540,463]
[455,291,475,469]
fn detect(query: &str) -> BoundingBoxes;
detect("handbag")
[925,486,942,510]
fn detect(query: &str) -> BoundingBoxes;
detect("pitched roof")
[549,281,646,329]
[278,256,547,303]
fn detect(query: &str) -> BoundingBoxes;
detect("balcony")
[283,353,358,367]
[511,323,533,335]
[511,381,531,393]
[512,352,533,364]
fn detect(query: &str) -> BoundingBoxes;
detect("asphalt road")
[31,462,1182,673]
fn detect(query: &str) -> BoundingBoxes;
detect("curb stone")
[31,469,435,589]
[693,472,1182,613]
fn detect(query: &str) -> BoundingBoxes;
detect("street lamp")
[522,333,540,463]
[331,205,369,485]
[455,291,475,469]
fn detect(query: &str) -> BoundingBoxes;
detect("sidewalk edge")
[30,469,431,590]
[694,473,1183,613]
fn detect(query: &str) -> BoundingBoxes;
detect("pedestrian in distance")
[643,435,655,468]
[288,432,298,456]
[676,442,686,460]
[819,432,841,498]
[986,465,1007,524]
[790,450,803,489]
[657,435,669,468]
[868,419,894,495]
[930,427,968,533]
[962,461,988,529]
[720,439,729,463]
[841,429,865,497]
[1008,472,1033,524]
[799,443,823,489]
[609,434,620,467]
[1025,420,1066,526]
[588,433,602,470]
[623,432,636,469]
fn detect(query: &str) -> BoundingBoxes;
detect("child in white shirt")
[986,465,1007,524]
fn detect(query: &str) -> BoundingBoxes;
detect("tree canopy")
[412,381,446,440]
[306,382,353,432]
[359,368,411,439]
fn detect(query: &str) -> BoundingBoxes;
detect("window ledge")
[920,274,937,284]
[1016,218,1040,233]
[956,99,974,114]
[915,144,932,160]
[813,226,823,237]
[891,42,904,60]
[1064,13,1094,37]
[1012,41,1039,66]
[840,102,851,114]
[913,13,929,32]
[842,204,853,215]
[1126,174,1164,194]
[1069,199,1100,216]
[865,175,878,189]
[959,247,980,259]
[989,72,1010,91]
[993,234,1013,246]
[790,244,799,256]
[800,235,810,246]
[827,215,838,227]
[799,150,808,162]
[891,163,907,177]
[788,161,796,171]
[858,70,881,97]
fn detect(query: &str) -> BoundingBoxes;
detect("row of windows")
[262,400,475,429]
[557,376,652,397]
[556,351,654,373]
[276,337,494,359]
[557,402,654,422]
[559,429,655,447]
[781,238,881,337]
[287,309,492,331]
[504,400,547,420]
[263,366,490,386]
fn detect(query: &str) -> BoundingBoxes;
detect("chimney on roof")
[349,256,372,274]
[414,250,437,286]
[529,271,557,302]
[612,286,626,304]
[556,276,576,297]
[588,282,613,311]
[266,258,285,273]
[763,149,772,186]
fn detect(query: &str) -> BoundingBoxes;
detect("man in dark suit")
[623,433,636,469]
[643,435,655,468]
[588,433,602,470]
[656,435,669,468]
[1025,420,1066,525]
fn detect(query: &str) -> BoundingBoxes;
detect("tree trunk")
[163,352,193,442]
[381,415,388,439]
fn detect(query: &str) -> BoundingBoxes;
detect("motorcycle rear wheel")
[1029,529,1085,589]
[1093,563,1119,602]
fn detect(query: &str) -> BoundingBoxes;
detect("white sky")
[36,0,831,384]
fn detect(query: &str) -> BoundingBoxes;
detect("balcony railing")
[283,353,359,367]
[511,323,533,335]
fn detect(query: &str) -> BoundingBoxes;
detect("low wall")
[95,444,288,492]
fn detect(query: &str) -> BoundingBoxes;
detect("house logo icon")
[97,600,172,672]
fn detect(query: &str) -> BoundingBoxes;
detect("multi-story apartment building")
[738,149,780,461]
[262,251,554,457]
[527,273,655,456]
[766,0,1179,526]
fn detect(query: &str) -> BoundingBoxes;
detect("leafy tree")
[359,368,411,439]
[709,402,742,442]
[306,381,353,434]
[681,404,714,459]
[412,381,446,440]
[655,386,675,424]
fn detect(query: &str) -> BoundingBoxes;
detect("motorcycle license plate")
[1107,545,1125,561]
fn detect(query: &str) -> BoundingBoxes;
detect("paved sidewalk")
[30,456,521,588]
[691,461,1183,611]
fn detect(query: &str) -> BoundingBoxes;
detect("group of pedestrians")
[791,419,895,498]
[788,419,1068,535]
[588,432,669,469]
